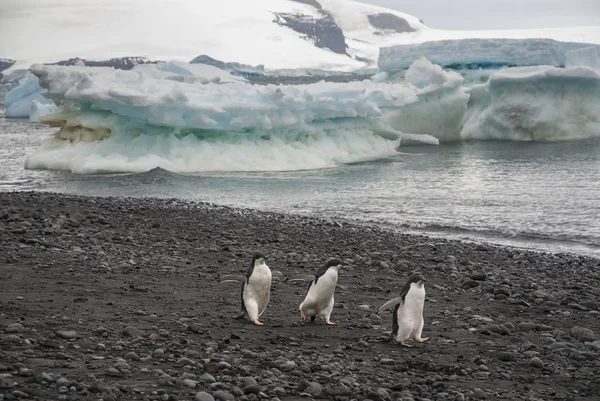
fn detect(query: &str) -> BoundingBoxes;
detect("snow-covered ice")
[1,0,599,74]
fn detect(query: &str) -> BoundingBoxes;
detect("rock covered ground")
[1,191,599,401]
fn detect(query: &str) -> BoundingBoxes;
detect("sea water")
[1,117,599,258]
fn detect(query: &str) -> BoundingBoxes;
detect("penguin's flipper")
[376,297,403,314]
[284,274,316,283]
[218,274,247,283]
[271,270,284,281]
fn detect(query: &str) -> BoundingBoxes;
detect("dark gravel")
[1,191,600,401]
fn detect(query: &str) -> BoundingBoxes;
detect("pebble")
[530,357,544,369]
[55,330,77,339]
[570,326,597,342]
[518,321,537,331]
[212,390,235,401]
[182,379,197,388]
[5,323,24,334]
[243,384,260,394]
[498,351,516,362]
[194,392,215,401]
[122,326,142,338]
[473,388,487,399]
[305,382,322,397]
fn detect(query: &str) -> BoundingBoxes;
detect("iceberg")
[4,72,58,120]
[24,61,439,174]
[378,39,600,73]
[461,65,600,142]
[22,56,600,174]
[382,57,469,143]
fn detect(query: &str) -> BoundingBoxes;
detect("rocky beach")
[1,191,599,401]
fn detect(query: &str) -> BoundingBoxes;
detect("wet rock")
[473,388,487,399]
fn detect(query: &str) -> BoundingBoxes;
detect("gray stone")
[55,330,77,339]
[183,379,197,388]
[243,384,260,394]
[5,323,24,334]
[175,357,196,367]
[212,391,235,401]
[0,375,14,389]
[473,388,487,399]
[530,357,544,369]
[56,377,69,386]
[570,326,597,342]
[107,367,122,377]
[194,392,215,401]
[122,326,142,338]
[518,322,537,332]
[498,351,516,362]
[306,382,322,397]
[199,373,215,383]
[470,272,487,281]
[586,340,600,351]
[125,352,140,361]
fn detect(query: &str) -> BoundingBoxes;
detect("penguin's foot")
[326,320,336,325]
[300,311,306,321]
[400,341,413,348]
[415,337,430,343]
[253,320,264,326]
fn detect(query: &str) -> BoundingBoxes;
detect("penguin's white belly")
[396,285,425,339]
[244,264,272,315]
[300,270,338,316]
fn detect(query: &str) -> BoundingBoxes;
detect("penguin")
[218,251,281,326]
[286,258,343,325]
[377,272,430,347]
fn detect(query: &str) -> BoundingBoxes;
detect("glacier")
[378,38,600,73]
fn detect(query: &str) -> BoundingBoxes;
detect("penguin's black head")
[325,258,343,269]
[408,272,426,285]
[252,251,266,265]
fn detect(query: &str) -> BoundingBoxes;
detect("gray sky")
[357,0,600,30]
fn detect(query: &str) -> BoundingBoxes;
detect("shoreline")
[1,191,600,401]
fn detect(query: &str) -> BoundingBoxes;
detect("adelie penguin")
[286,258,343,325]
[218,251,282,326]
[377,272,430,347]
